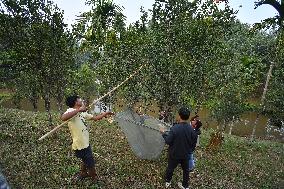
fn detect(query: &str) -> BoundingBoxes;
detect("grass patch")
[0,108,283,188]
[0,92,12,106]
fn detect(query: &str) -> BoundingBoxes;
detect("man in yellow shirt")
[61,95,113,183]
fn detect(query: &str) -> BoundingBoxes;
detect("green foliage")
[70,0,281,128]
[72,0,125,55]
[1,0,283,131]
[66,63,99,102]
[264,31,284,120]
[0,0,76,112]
[252,0,284,126]
[0,92,12,106]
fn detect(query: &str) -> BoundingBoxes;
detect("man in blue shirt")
[160,107,197,189]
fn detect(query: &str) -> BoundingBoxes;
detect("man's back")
[163,122,197,159]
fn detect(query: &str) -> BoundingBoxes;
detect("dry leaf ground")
[0,108,283,189]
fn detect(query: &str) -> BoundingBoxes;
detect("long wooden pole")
[38,65,145,141]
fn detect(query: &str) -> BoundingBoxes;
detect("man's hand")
[103,111,115,118]
[106,111,115,116]
[92,111,115,121]
[105,112,115,123]
[159,124,165,134]
[78,104,87,112]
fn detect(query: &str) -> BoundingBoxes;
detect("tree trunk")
[265,118,271,138]
[30,97,38,111]
[29,91,38,111]
[222,121,227,133]
[43,93,52,126]
[250,61,274,141]
[13,95,21,109]
[56,93,64,113]
[55,86,65,113]
[229,122,233,135]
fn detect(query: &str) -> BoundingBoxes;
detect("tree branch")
[255,0,282,18]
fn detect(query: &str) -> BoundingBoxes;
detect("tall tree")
[72,0,126,100]
[0,0,75,123]
[250,0,284,140]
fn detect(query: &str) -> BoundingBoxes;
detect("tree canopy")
[0,0,283,133]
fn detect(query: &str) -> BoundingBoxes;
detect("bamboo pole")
[38,65,145,141]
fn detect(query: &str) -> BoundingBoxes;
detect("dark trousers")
[165,157,190,188]
[74,146,95,168]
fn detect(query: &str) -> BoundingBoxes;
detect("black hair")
[178,107,190,120]
[190,115,199,122]
[196,120,202,129]
[66,95,80,108]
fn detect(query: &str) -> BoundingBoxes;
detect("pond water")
[1,98,283,142]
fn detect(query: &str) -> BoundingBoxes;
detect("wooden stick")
[38,120,69,141]
[88,64,144,108]
[38,65,145,141]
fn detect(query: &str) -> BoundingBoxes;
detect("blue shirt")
[162,122,197,159]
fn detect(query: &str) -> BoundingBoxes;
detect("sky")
[52,0,277,28]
